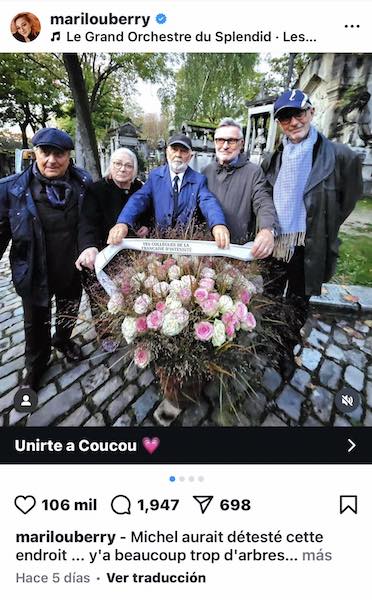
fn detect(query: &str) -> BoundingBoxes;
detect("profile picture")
[10,12,41,43]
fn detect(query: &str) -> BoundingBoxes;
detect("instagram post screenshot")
[0,0,371,597]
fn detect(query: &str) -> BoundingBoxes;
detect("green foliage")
[264,53,312,94]
[61,53,172,142]
[171,54,260,126]
[333,233,372,286]
[0,53,66,143]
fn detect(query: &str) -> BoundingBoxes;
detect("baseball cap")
[167,133,193,150]
[274,89,312,118]
[32,128,74,151]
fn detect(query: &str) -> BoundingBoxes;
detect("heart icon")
[14,495,36,514]
[142,437,160,455]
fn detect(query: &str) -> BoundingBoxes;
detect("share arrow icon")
[193,495,214,514]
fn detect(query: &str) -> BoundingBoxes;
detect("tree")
[141,113,170,150]
[62,54,101,180]
[0,53,65,146]
[264,54,312,94]
[170,54,260,126]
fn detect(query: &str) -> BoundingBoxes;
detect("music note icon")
[51,31,61,41]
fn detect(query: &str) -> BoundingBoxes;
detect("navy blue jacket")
[0,164,91,306]
[117,164,227,230]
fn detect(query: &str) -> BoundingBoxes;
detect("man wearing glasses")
[262,89,363,379]
[203,118,278,255]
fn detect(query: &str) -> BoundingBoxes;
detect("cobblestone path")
[1,251,371,427]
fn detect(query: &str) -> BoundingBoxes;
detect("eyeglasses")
[214,138,242,147]
[277,108,310,125]
[112,161,134,170]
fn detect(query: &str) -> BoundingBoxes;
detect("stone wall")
[298,53,372,195]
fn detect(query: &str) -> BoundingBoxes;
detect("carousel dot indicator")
[169,476,176,482]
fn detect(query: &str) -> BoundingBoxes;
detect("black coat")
[78,177,152,252]
[0,164,91,306]
[262,132,363,295]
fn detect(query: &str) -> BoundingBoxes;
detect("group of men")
[0,89,363,393]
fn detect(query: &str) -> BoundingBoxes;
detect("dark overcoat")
[0,164,91,306]
[262,133,363,295]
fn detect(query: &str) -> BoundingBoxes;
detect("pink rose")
[225,323,235,338]
[133,294,151,315]
[241,312,257,331]
[222,311,234,325]
[240,289,251,304]
[235,301,248,321]
[200,297,219,317]
[134,345,151,369]
[194,288,209,303]
[146,310,164,330]
[194,321,214,341]
[199,277,215,291]
[136,316,148,333]
[208,292,220,302]
[163,257,176,269]
[156,301,166,312]
[179,287,192,303]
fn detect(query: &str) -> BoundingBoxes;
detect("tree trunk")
[62,53,101,180]
[20,122,28,148]
[285,53,297,89]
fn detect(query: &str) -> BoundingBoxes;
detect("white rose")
[169,279,183,293]
[153,281,170,297]
[216,273,234,289]
[212,319,226,347]
[168,264,181,280]
[162,309,189,336]
[237,276,257,295]
[148,260,161,275]
[130,274,142,292]
[218,295,234,314]
[144,275,158,289]
[201,267,216,279]
[165,294,182,310]
[133,294,151,315]
[181,274,196,287]
[107,293,124,315]
[121,316,137,344]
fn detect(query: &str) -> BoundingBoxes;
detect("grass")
[332,233,372,286]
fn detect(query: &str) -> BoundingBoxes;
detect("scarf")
[32,162,72,207]
[273,126,318,261]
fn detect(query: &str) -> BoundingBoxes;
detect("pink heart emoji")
[142,437,160,455]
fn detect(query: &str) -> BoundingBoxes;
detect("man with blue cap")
[262,89,363,379]
[0,127,92,391]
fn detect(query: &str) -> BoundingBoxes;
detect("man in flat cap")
[262,89,363,379]
[108,133,230,248]
[0,127,92,391]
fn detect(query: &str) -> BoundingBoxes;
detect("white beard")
[169,159,188,174]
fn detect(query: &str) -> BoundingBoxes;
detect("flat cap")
[168,133,193,150]
[32,128,74,150]
[274,89,312,118]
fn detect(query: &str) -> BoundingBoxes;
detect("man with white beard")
[107,133,230,248]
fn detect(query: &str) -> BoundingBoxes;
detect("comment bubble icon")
[111,494,131,515]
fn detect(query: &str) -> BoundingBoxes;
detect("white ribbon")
[95,238,255,296]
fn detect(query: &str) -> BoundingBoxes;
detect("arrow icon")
[193,495,214,514]
[347,438,356,453]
